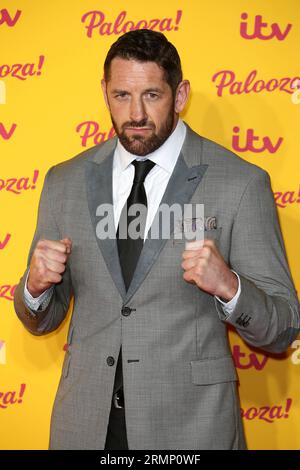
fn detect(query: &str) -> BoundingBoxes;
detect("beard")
[111,107,175,156]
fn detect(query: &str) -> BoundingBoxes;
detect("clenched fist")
[27,237,72,298]
[181,239,238,301]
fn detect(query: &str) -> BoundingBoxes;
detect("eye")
[146,92,159,100]
[114,92,128,100]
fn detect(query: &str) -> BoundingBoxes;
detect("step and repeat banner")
[0,0,299,450]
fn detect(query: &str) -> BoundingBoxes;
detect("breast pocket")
[190,355,237,385]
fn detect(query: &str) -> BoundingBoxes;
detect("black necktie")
[114,159,155,394]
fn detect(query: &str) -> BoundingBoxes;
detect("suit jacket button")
[121,306,132,317]
[107,356,115,366]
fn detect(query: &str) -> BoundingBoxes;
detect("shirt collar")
[114,118,186,174]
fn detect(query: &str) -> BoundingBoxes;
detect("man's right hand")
[27,237,72,298]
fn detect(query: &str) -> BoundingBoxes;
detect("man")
[14,29,300,450]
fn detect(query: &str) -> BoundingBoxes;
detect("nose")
[129,96,147,123]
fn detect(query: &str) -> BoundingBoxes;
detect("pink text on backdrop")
[0,8,22,27]
[0,384,26,409]
[0,234,11,250]
[0,170,39,194]
[232,345,268,371]
[274,187,300,208]
[232,127,283,154]
[81,10,182,38]
[212,70,300,97]
[0,123,17,140]
[0,284,16,301]
[0,55,45,81]
[76,121,116,147]
[241,398,292,423]
[240,12,292,41]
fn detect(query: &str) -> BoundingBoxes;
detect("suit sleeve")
[214,170,300,353]
[13,166,73,336]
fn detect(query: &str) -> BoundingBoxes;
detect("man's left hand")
[181,239,238,301]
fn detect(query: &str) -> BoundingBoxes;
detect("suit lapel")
[85,142,127,301]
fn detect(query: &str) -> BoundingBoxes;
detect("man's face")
[101,58,177,156]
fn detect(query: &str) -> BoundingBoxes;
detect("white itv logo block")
[0,340,6,365]
[0,81,6,104]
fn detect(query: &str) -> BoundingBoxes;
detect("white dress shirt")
[24,118,241,314]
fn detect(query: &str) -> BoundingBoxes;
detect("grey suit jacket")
[14,123,300,450]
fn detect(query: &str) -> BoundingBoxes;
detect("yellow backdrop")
[0,0,299,450]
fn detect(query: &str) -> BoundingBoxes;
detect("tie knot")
[132,159,156,184]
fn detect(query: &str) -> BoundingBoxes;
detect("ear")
[101,78,109,109]
[174,80,190,113]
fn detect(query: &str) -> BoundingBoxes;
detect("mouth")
[125,127,152,132]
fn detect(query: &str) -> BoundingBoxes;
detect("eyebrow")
[144,88,164,93]
[111,89,128,94]
[111,87,164,94]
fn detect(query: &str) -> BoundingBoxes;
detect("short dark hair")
[103,29,182,95]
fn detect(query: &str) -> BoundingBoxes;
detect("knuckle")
[59,264,66,274]
[195,266,202,276]
[51,272,61,283]
[201,258,208,267]
[39,266,47,278]
[203,246,210,254]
